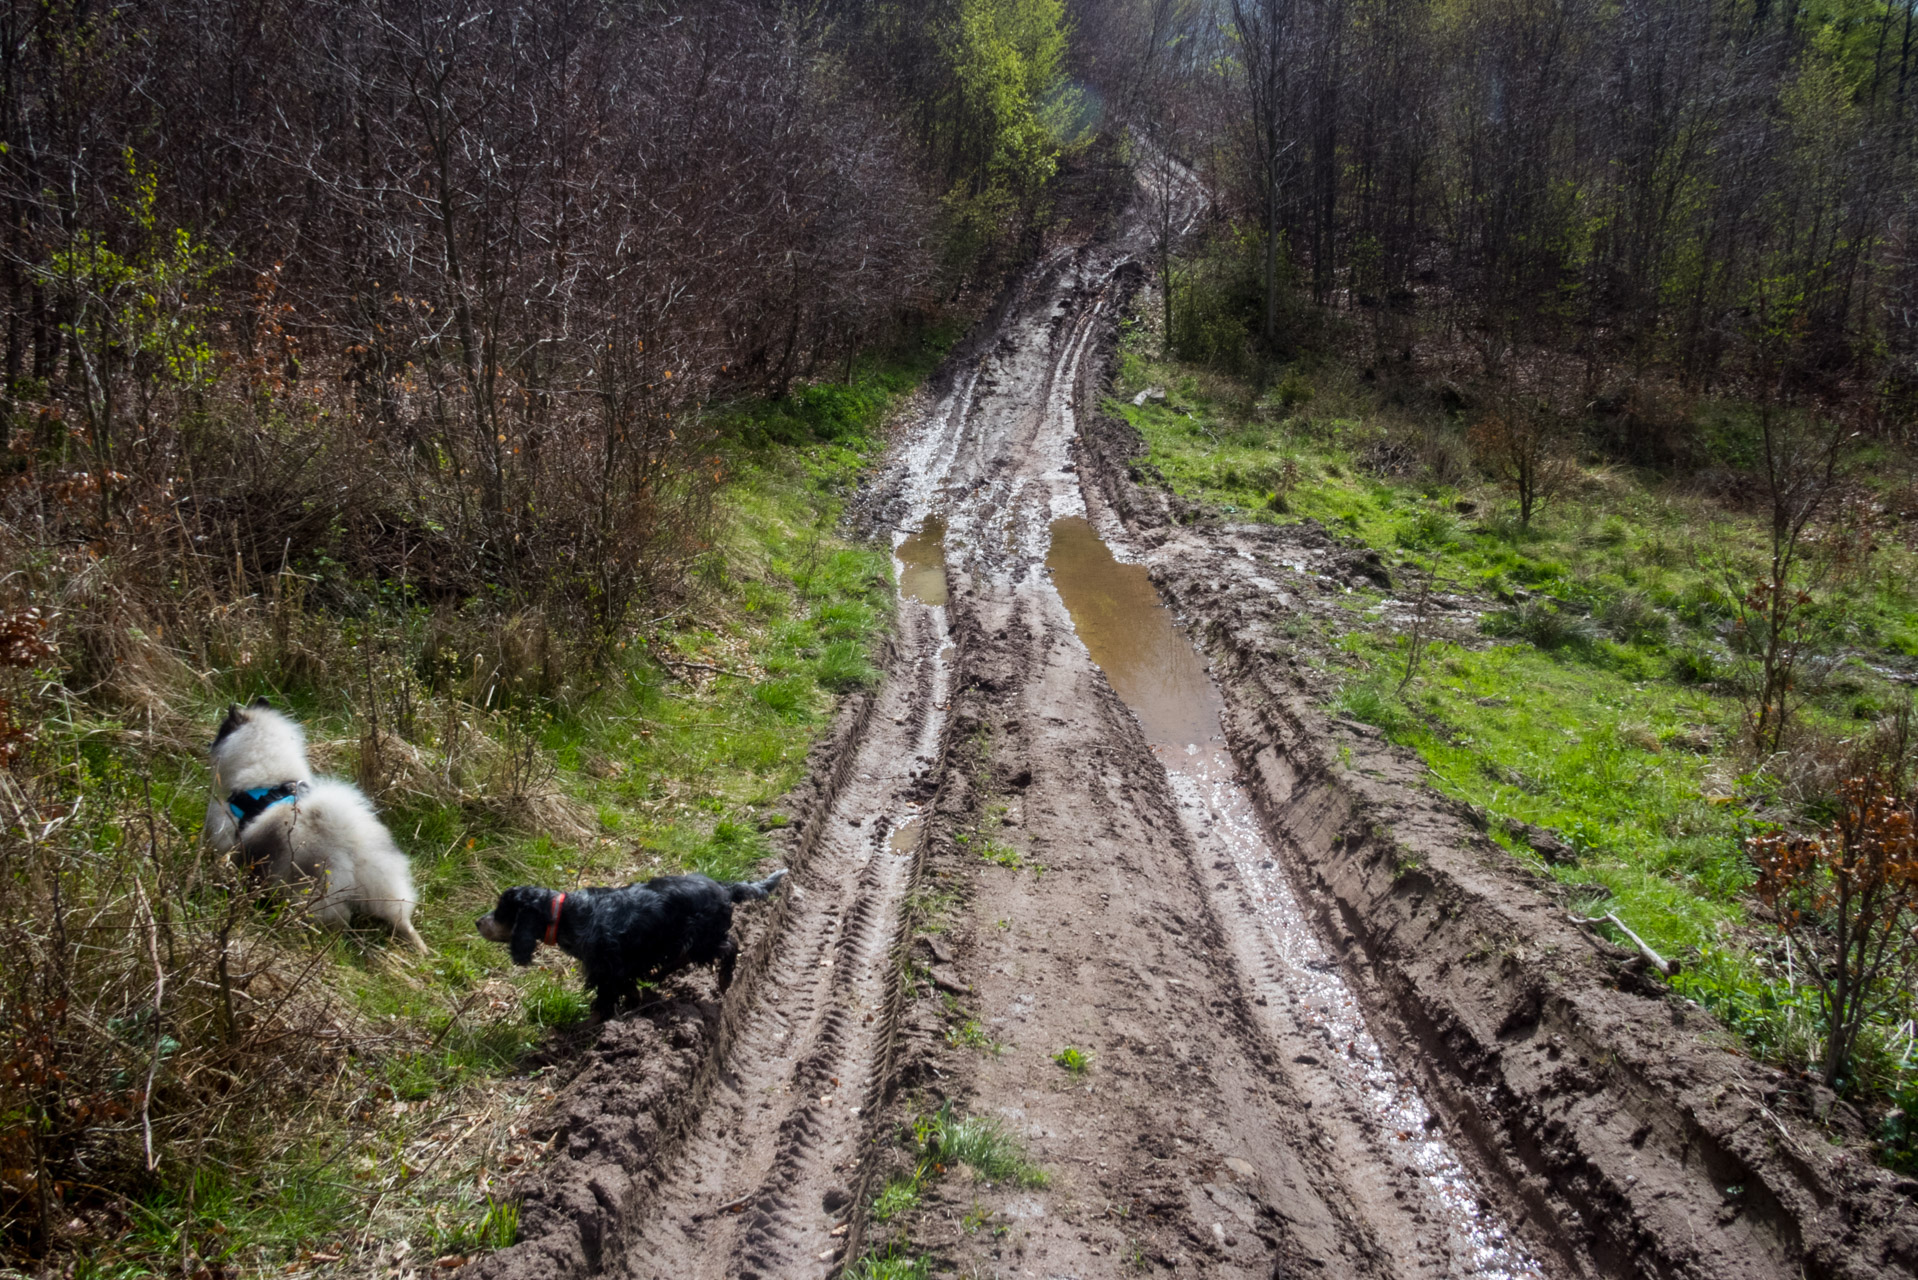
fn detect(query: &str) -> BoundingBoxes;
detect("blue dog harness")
[227,782,303,832]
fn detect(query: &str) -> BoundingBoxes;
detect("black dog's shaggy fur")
[476,870,787,1018]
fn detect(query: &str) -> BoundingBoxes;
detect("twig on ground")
[657,656,751,679]
[1569,911,1676,976]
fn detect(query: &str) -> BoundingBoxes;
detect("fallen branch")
[657,656,751,680]
[1570,911,1677,977]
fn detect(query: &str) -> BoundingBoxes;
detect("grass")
[912,1101,1047,1187]
[9,338,949,1274]
[1110,307,1918,1111]
[845,1246,932,1280]
[869,1177,923,1223]
[866,1100,1046,1237]
[946,1019,1002,1054]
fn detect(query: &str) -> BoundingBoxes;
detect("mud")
[468,176,1918,1280]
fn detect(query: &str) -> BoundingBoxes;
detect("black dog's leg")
[715,935,740,991]
[590,983,621,1022]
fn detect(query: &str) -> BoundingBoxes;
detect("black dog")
[477,870,787,1018]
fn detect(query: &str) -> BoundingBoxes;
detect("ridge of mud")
[467,658,891,1280]
[1075,392,1918,1279]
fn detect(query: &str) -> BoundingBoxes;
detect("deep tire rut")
[617,600,953,1280]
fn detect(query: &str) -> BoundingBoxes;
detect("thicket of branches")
[1096,0,1918,449]
[1,0,947,660]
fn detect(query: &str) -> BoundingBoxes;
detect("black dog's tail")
[729,868,788,902]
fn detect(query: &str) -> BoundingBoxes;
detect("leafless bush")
[0,725,354,1258]
[1749,709,1918,1088]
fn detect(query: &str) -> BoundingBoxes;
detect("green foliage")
[1111,314,1918,1132]
[428,1198,520,1255]
[931,0,1084,253]
[1480,601,1598,651]
[913,1100,1048,1186]
[947,1019,1002,1053]
[847,1247,932,1280]
[38,149,227,399]
[1051,1045,1090,1074]
[816,638,881,692]
[1334,678,1407,734]
[6,339,926,1271]
[870,1177,923,1223]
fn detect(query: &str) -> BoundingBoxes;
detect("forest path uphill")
[831,195,1547,1278]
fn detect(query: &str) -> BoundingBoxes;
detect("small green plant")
[846,1245,931,1280]
[1335,679,1404,733]
[1052,1045,1091,1075]
[947,1019,1002,1054]
[981,839,1026,870]
[1481,601,1596,651]
[870,1176,922,1223]
[962,1199,994,1233]
[427,1197,520,1255]
[816,639,879,691]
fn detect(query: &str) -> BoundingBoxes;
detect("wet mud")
[469,173,1918,1280]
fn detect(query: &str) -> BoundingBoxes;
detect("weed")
[980,839,1027,870]
[913,1102,1048,1187]
[846,1247,931,1280]
[0,342,928,1269]
[870,1176,922,1223]
[962,1199,994,1233]
[948,1020,1002,1054]
[1052,1045,1091,1075]
[427,1197,520,1255]
[1481,601,1597,651]
[1335,679,1406,733]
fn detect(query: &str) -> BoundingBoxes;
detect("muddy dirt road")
[474,195,1918,1280]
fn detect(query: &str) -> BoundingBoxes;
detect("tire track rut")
[617,596,954,1280]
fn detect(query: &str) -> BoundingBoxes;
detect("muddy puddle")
[895,515,949,606]
[1045,516,1222,748]
[1047,515,1544,1280]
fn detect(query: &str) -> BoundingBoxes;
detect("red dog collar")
[544,893,566,946]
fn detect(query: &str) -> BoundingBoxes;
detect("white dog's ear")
[214,704,246,748]
[250,695,273,709]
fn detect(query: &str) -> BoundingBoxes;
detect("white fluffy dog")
[205,699,427,952]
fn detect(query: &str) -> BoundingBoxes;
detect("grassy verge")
[1107,305,1918,1151]
[4,338,949,1275]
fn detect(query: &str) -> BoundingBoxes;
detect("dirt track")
[470,191,1918,1280]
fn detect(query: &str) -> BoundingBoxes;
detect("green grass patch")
[846,1246,932,1280]
[1111,309,1918,1107]
[946,1019,1002,1054]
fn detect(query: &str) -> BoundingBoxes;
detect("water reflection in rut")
[1046,516,1544,1280]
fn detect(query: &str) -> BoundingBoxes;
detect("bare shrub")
[0,735,353,1258]
[1469,394,1576,527]
[1749,712,1918,1088]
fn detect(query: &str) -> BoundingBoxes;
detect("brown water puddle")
[1045,516,1222,748]
[895,516,949,606]
[1045,514,1541,1279]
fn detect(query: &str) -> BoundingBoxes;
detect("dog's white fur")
[207,703,427,952]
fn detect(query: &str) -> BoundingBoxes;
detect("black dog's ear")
[508,889,547,966]
[214,704,245,749]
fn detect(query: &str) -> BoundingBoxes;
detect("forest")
[1,0,1915,1273]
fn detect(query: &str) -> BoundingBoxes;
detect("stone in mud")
[1504,819,1576,865]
